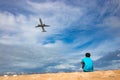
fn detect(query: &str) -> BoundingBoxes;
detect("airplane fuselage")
[36,24,46,32]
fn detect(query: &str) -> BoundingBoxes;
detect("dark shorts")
[83,70,93,72]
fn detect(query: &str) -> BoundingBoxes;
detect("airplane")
[35,18,50,32]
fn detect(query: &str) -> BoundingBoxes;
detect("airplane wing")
[39,18,43,25]
[35,25,39,27]
[44,25,50,27]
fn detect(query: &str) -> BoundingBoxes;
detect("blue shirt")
[82,57,93,72]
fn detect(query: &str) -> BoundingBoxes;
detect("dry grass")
[0,70,120,80]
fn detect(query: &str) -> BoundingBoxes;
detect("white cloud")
[0,12,17,31]
[104,16,120,28]
[0,12,46,45]
[0,44,63,71]
[0,0,84,46]
[12,62,38,69]
[26,0,84,31]
[54,64,76,69]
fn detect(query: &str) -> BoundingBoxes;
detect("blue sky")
[0,0,120,74]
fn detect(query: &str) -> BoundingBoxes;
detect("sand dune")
[0,70,120,80]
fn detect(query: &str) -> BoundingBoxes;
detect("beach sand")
[0,70,120,80]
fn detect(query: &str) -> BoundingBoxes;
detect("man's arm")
[80,62,85,69]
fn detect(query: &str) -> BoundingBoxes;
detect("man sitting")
[81,53,94,72]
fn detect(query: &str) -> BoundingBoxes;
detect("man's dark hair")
[85,53,91,57]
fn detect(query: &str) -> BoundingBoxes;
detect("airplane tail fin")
[42,30,47,32]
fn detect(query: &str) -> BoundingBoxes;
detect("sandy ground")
[0,70,120,80]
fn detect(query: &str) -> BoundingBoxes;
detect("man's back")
[82,57,93,72]
[81,53,94,72]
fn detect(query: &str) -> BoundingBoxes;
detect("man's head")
[85,53,91,57]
